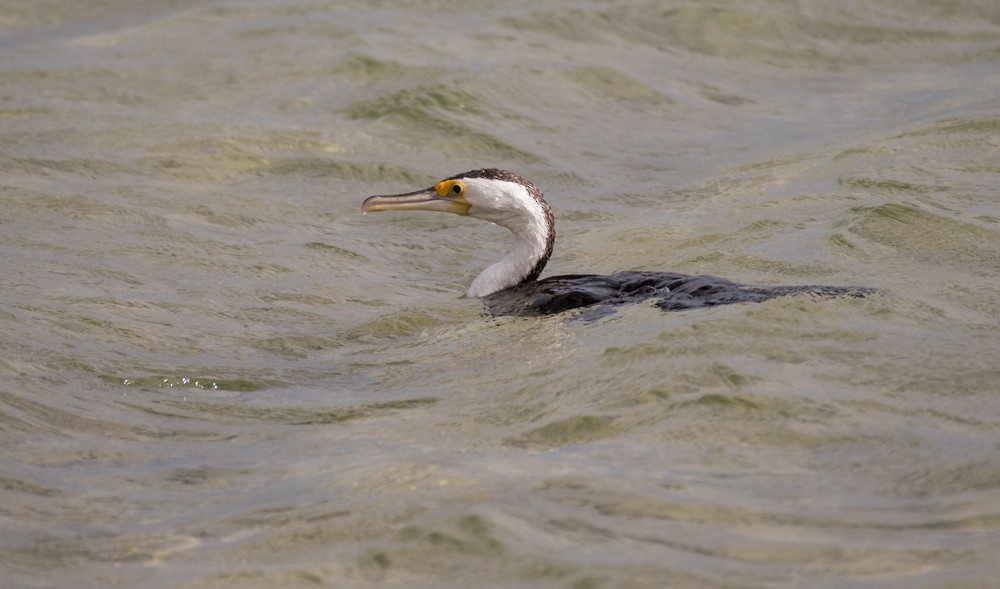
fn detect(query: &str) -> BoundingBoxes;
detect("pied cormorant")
[361,168,871,317]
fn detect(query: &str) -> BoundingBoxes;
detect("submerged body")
[361,169,871,317]
[482,271,870,317]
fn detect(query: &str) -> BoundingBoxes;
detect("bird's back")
[482,271,874,317]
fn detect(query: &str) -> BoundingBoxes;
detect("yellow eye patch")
[434,179,466,197]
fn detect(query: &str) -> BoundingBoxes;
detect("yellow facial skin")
[434,179,465,198]
[362,179,470,216]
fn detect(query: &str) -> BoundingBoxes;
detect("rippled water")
[3,1,1000,587]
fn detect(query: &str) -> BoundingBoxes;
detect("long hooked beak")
[361,187,470,216]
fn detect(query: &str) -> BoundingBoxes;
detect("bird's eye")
[452,184,463,194]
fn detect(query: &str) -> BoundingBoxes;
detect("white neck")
[464,181,551,298]
[467,227,549,297]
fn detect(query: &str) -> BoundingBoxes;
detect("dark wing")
[481,274,622,317]
[482,271,873,318]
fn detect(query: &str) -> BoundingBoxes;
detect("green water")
[2,1,999,587]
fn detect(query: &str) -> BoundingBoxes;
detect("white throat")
[464,180,551,298]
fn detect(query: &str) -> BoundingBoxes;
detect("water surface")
[2,1,999,587]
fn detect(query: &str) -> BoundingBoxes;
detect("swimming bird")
[361,168,870,317]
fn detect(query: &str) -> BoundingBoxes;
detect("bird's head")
[361,168,555,296]
[361,168,551,235]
